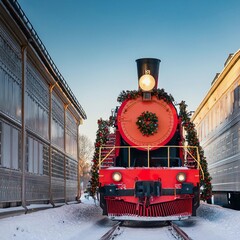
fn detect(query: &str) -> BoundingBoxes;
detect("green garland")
[89,117,114,197]
[117,88,174,103]
[179,101,212,201]
[136,111,158,136]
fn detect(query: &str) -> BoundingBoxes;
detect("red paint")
[99,168,199,189]
[117,96,178,150]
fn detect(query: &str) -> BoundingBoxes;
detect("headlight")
[139,74,155,91]
[176,172,186,182]
[112,172,122,182]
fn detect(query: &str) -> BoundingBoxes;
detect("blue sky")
[18,0,240,143]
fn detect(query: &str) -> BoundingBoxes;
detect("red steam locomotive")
[97,58,201,221]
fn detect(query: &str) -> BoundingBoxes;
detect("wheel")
[229,192,240,210]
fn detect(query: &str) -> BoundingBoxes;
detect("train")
[191,50,240,209]
[94,58,202,221]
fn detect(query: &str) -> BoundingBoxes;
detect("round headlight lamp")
[176,172,186,182]
[112,172,122,182]
[139,74,155,91]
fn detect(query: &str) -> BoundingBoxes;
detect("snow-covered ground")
[0,196,240,240]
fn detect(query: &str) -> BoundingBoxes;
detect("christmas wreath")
[136,111,158,136]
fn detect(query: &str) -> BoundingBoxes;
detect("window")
[27,136,43,174]
[233,85,240,111]
[0,122,20,170]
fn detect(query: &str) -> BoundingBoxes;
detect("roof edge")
[2,0,87,120]
[191,49,240,121]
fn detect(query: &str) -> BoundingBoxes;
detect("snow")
[179,203,240,240]
[0,197,115,240]
[0,197,240,240]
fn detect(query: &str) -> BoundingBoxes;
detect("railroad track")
[99,221,122,240]
[99,221,192,240]
[168,222,192,240]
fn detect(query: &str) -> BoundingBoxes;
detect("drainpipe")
[64,103,69,204]
[21,45,28,213]
[49,84,55,207]
[76,121,81,202]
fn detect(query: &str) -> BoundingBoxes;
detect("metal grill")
[106,198,192,217]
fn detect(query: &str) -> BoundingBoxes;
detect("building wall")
[192,51,240,193]
[0,2,84,207]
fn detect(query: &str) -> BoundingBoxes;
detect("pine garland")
[117,88,174,103]
[179,101,212,201]
[89,117,115,197]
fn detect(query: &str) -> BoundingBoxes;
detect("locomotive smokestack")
[136,58,161,90]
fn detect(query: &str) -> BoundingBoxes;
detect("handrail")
[185,147,204,179]
[98,145,204,179]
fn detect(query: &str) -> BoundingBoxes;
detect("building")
[0,0,87,208]
[191,50,240,208]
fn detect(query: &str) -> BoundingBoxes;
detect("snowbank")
[0,198,239,240]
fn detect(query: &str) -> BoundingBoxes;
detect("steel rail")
[99,221,122,240]
[169,222,192,240]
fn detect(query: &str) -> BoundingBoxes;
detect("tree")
[79,135,94,195]
[79,135,94,164]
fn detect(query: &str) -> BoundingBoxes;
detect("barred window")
[25,63,49,140]
[52,149,64,179]
[66,110,78,158]
[233,85,240,110]
[0,65,21,122]
[66,158,78,181]
[26,136,44,174]
[52,93,64,149]
[0,122,20,170]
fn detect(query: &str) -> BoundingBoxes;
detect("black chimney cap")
[136,58,161,89]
